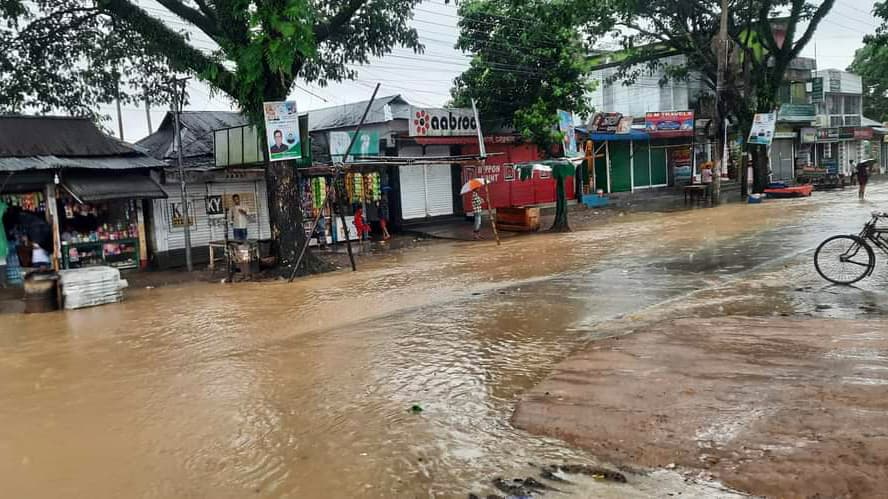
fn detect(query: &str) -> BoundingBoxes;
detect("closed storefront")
[398,164,454,220]
[771,139,795,181]
[150,175,271,268]
[397,144,455,221]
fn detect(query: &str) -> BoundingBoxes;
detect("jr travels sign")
[411,107,478,137]
[644,111,694,135]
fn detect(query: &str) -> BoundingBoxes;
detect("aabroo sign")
[411,107,478,137]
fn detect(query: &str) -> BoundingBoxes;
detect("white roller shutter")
[423,164,453,217]
[399,165,427,220]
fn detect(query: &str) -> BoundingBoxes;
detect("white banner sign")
[748,113,777,146]
[410,107,478,137]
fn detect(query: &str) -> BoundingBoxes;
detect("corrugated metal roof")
[0,154,164,172]
[136,111,249,161]
[62,173,168,202]
[0,116,140,157]
[307,95,411,131]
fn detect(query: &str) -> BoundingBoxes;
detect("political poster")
[329,131,380,162]
[747,113,777,146]
[263,101,302,162]
[557,109,578,157]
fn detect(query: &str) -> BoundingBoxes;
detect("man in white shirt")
[229,194,249,240]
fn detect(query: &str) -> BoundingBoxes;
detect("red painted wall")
[459,142,575,212]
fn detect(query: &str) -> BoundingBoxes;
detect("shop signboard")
[777,103,816,122]
[817,128,840,141]
[839,127,855,140]
[263,100,302,162]
[591,112,623,133]
[169,200,194,228]
[644,111,694,134]
[557,109,579,157]
[206,195,224,216]
[616,116,633,134]
[811,77,823,103]
[329,131,380,162]
[672,147,692,183]
[410,107,478,137]
[854,128,874,140]
[747,112,777,145]
[800,127,817,144]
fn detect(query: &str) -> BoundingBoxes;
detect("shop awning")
[62,174,168,202]
[589,130,650,141]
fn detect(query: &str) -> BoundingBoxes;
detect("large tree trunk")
[751,145,769,193]
[265,160,330,275]
[550,176,571,232]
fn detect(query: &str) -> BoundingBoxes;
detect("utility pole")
[713,0,729,206]
[115,77,125,141]
[144,88,153,134]
[170,77,193,271]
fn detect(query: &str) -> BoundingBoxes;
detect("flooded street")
[2,184,887,498]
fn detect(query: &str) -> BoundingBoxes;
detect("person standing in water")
[857,159,870,200]
[471,190,484,240]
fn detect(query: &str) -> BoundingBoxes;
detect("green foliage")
[450,0,594,155]
[850,2,888,122]
[0,0,422,126]
[586,0,835,127]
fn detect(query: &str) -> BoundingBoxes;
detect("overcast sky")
[103,0,879,142]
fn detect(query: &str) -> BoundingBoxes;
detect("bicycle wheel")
[814,235,875,285]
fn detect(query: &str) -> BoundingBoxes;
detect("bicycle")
[814,211,888,285]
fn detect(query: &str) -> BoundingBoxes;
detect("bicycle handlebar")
[873,210,888,218]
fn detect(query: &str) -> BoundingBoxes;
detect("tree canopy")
[449,0,594,154]
[0,0,422,124]
[585,0,834,192]
[850,2,888,123]
[0,0,424,270]
[586,0,834,125]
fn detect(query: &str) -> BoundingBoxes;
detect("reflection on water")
[0,186,884,497]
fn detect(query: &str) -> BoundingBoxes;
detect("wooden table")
[683,184,710,205]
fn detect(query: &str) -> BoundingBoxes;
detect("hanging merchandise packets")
[311,177,327,210]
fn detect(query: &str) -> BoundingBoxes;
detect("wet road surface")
[1,184,886,497]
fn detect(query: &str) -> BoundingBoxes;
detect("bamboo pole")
[288,84,380,281]
[483,179,500,245]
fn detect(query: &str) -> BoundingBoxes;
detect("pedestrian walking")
[378,196,391,241]
[857,159,871,200]
[353,205,370,241]
[471,190,484,240]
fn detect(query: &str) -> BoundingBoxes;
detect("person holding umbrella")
[857,158,873,200]
[461,178,488,240]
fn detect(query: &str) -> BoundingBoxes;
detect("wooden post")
[45,182,61,271]
[288,83,381,282]
[136,202,148,269]
[484,179,500,245]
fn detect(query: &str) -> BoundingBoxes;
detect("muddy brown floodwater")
[1,185,886,497]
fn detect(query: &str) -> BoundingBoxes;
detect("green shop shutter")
[609,142,632,192]
[594,150,608,192]
[632,141,651,188]
[651,147,668,186]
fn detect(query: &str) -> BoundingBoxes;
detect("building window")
[827,94,842,115]
[843,95,861,115]
[830,116,843,127]
[503,164,515,181]
[845,115,861,126]
[823,143,833,159]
